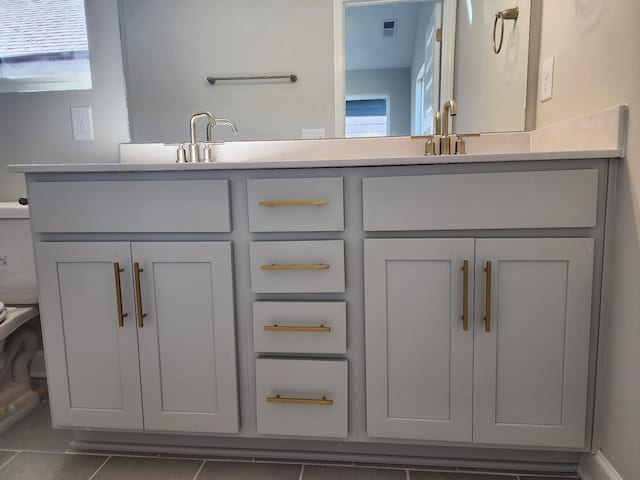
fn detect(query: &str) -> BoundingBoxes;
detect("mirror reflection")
[120,0,534,143]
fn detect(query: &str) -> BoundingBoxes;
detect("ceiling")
[345,2,426,71]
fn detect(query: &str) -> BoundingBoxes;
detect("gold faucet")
[440,100,457,155]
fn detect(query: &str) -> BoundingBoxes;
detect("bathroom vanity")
[8,110,626,467]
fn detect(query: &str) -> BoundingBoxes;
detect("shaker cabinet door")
[35,242,143,430]
[473,238,594,448]
[132,242,239,433]
[364,239,475,442]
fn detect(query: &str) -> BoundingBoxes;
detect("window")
[345,98,388,138]
[0,0,92,93]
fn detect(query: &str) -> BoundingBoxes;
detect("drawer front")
[256,359,348,438]
[253,302,346,354]
[249,241,345,293]
[29,180,230,233]
[363,170,599,231]
[247,178,343,232]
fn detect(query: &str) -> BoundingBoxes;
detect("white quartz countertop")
[7,148,623,174]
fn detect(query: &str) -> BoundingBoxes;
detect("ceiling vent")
[383,19,397,37]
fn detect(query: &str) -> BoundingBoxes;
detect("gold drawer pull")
[259,200,329,207]
[133,262,147,328]
[113,262,128,328]
[267,395,333,406]
[264,324,331,333]
[261,264,330,271]
[461,260,469,331]
[484,260,492,333]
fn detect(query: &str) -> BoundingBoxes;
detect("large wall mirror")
[119,0,538,143]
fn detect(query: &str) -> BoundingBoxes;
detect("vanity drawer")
[249,241,345,293]
[363,170,599,231]
[247,177,344,232]
[256,359,348,438]
[29,180,230,233]
[253,302,346,354]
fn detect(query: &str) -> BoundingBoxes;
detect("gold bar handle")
[264,324,331,333]
[261,264,329,271]
[259,200,329,207]
[461,260,469,331]
[133,262,147,328]
[484,261,492,332]
[113,262,128,328]
[267,395,333,406]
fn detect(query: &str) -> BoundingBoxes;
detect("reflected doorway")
[344,0,443,137]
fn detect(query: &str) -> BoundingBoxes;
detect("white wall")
[346,68,411,136]
[0,0,129,202]
[120,0,335,143]
[537,1,640,479]
[455,0,531,133]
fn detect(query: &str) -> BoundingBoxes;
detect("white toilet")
[0,202,41,433]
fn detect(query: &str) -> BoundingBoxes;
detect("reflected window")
[345,98,388,138]
[0,0,92,93]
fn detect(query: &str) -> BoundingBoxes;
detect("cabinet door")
[364,239,474,441]
[132,242,238,433]
[35,242,142,429]
[473,238,594,448]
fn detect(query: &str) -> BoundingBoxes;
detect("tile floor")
[0,403,581,480]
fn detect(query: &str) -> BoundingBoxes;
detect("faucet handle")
[176,144,187,163]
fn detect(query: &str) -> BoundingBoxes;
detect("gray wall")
[120,0,335,143]
[537,1,640,479]
[0,0,129,201]
[346,68,411,137]
[410,1,435,134]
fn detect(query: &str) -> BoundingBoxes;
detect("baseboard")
[578,451,623,480]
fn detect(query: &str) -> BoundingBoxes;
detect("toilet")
[0,202,41,433]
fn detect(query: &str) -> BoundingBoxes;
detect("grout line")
[87,456,111,480]
[298,464,305,480]
[0,451,21,471]
[190,460,206,480]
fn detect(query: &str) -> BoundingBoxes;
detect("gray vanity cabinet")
[364,239,475,443]
[35,241,239,433]
[364,237,594,448]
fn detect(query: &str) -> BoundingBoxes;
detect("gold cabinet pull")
[113,262,128,328]
[261,264,329,271]
[259,200,329,207]
[484,261,492,332]
[461,260,469,331]
[133,262,147,328]
[267,395,333,406]
[264,324,331,333]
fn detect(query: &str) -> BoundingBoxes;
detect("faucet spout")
[206,118,239,143]
[440,100,457,155]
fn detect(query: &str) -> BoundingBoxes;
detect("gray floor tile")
[0,451,17,467]
[410,471,518,480]
[197,461,302,479]
[0,452,105,480]
[303,465,406,480]
[92,456,202,480]
[0,404,74,452]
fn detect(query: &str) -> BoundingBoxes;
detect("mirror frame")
[333,0,458,137]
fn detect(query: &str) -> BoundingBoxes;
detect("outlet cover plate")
[71,106,94,141]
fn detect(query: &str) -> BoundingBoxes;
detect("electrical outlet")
[71,106,94,141]
[302,128,326,139]
[541,57,554,102]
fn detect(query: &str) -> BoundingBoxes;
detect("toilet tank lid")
[0,202,29,219]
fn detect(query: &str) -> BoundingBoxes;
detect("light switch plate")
[71,106,94,141]
[541,57,554,102]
